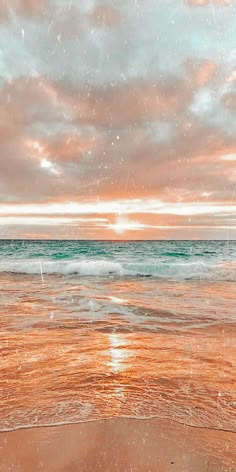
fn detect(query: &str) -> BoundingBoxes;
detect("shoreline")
[0,414,235,435]
[0,416,235,471]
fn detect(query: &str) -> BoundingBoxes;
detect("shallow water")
[0,241,235,466]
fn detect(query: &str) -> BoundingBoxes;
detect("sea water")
[0,240,235,437]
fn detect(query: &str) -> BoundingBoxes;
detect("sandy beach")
[0,417,235,471]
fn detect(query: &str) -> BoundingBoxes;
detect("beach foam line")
[0,258,236,281]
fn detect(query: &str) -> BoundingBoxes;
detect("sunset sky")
[0,0,235,239]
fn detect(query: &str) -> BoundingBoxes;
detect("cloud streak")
[0,0,235,238]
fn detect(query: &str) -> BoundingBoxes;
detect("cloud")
[0,76,69,133]
[0,0,49,21]
[89,5,121,28]
[52,6,81,41]
[0,0,235,238]
[185,59,217,86]
[222,91,236,109]
[1,200,235,240]
[66,78,194,128]
[1,199,236,217]
[185,0,232,6]
[0,70,235,207]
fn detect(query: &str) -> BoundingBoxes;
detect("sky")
[0,0,235,240]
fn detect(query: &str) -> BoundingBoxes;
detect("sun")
[108,216,145,234]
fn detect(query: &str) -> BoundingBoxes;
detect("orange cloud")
[63,79,194,128]
[185,0,209,5]
[186,0,231,5]
[20,232,51,239]
[1,72,235,207]
[89,5,121,28]
[0,0,235,240]
[0,0,49,20]
[222,92,236,110]
[0,77,66,133]
[185,60,217,87]
[1,203,235,240]
[43,134,101,163]
[0,59,234,232]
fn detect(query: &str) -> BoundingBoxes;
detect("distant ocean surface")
[0,239,235,459]
[0,239,236,280]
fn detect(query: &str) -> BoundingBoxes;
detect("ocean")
[0,240,235,470]
[0,239,236,280]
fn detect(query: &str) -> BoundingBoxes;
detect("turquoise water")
[0,240,235,280]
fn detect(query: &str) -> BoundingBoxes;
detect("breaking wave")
[0,258,236,281]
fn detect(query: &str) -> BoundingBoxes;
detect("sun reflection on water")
[107,333,132,374]
[108,295,127,304]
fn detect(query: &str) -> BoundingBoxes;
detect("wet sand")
[0,417,235,471]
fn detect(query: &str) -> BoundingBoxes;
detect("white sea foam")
[0,259,124,277]
[0,258,235,281]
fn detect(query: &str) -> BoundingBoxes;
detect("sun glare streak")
[108,217,147,234]
[1,200,236,217]
[221,154,236,161]
[0,217,108,225]
[108,296,126,304]
[108,333,131,374]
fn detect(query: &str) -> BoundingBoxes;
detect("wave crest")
[0,259,235,281]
